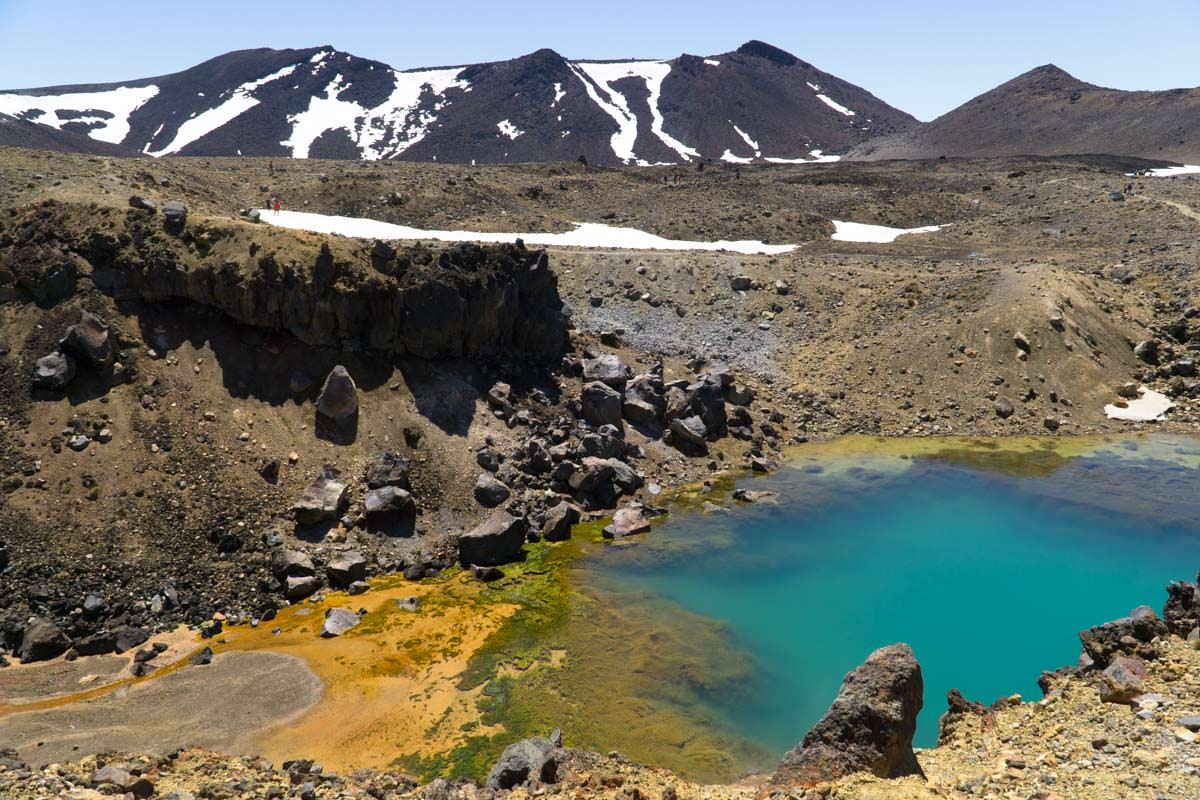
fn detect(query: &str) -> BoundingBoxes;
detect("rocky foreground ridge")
[3,571,1200,799]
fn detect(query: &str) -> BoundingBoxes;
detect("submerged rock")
[769,643,924,788]
[485,729,563,790]
[602,504,651,539]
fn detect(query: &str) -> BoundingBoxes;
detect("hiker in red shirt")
[273,199,281,215]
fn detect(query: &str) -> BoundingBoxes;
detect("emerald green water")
[550,435,1200,778]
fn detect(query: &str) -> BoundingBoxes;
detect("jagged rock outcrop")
[769,643,924,789]
[1079,605,1168,668]
[2,203,568,364]
[485,729,563,790]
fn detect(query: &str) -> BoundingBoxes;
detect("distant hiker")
[1124,182,1133,194]
[273,199,281,215]
[269,159,274,175]
[735,167,741,180]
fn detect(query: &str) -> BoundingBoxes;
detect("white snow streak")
[1105,387,1173,421]
[765,150,842,164]
[0,84,159,144]
[731,122,760,157]
[281,66,469,159]
[572,60,699,163]
[720,150,753,164]
[816,93,855,116]
[149,64,299,156]
[551,82,566,107]
[1136,164,1200,177]
[831,220,941,243]
[704,59,721,66]
[256,209,796,255]
[497,119,524,139]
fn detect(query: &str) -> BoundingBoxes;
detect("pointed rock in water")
[458,510,528,567]
[485,729,563,790]
[315,365,358,424]
[733,488,776,503]
[769,643,924,789]
[321,607,361,638]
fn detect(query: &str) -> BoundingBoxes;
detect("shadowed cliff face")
[0,201,568,364]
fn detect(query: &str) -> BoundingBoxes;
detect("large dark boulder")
[687,377,727,439]
[364,485,415,520]
[769,643,924,789]
[59,311,113,368]
[326,551,368,588]
[541,502,581,542]
[364,452,411,490]
[582,354,629,388]
[474,473,512,508]
[458,510,528,567]
[292,467,349,524]
[32,351,75,390]
[485,729,563,790]
[581,381,622,428]
[1079,605,1168,667]
[316,365,358,424]
[18,616,71,663]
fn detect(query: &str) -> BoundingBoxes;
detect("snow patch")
[0,84,159,144]
[831,220,941,243]
[765,149,841,164]
[1105,387,1173,421]
[704,59,721,66]
[816,93,855,116]
[572,60,699,163]
[551,82,566,107]
[280,66,469,159]
[1136,164,1200,178]
[256,209,796,255]
[720,150,753,164]
[497,119,524,140]
[149,63,299,155]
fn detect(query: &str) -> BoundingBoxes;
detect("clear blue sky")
[1,0,1197,120]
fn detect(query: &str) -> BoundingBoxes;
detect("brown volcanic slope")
[853,64,1200,163]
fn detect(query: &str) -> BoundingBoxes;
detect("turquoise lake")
[558,435,1200,775]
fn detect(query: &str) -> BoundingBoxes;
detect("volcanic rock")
[485,729,563,790]
[364,452,411,490]
[320,607,361,638]
[293,468,349,524]
[315,365,358,424]
[364,485,415,519]
[474,473,512,508]
[326,551,368,588]
[458,510,528,567]
[18,616,71,663]
[770,643,924,788]
[1079,606,1168,667]
[59,311,113,368]
[581,381,623,427]
[32,351,75,390]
